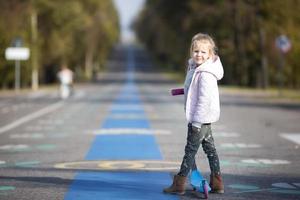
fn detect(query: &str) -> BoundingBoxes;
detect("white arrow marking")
[280,133,300,145]
[272,183,297,189]
[293,183,300,188]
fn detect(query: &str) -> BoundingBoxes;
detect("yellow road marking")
[54,160,180,171]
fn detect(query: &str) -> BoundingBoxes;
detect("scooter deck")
[190,170,211,198]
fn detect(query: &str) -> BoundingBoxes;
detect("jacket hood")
[193,56,224,80]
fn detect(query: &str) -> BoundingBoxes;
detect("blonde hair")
[190,33,217,58]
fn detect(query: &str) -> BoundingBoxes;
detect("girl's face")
[192,41,212,65]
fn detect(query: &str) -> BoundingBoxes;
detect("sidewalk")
[220,86,300,105]
[0,84,58,98]
[0,83,88,98]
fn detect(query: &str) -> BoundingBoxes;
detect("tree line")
[134,0,300,88]
[0,0,119,89]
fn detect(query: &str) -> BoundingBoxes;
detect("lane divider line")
[0,101,64,135]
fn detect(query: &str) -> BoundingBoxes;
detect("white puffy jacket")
[185,56,224,124]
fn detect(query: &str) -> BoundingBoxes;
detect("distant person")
[57,64,74,99]
[163,33,224,195]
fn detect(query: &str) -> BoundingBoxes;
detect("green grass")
[220,86,300,102]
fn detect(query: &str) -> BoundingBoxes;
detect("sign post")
[15,60,20,91]
[275,35,291,96]
[5,47,30,91]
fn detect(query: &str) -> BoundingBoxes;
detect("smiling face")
[191,40,212,65]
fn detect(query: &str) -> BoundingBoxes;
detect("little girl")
[164,33,224,195]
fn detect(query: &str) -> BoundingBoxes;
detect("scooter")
[190,169,211,199]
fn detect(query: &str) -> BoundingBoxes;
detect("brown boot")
[209,174,224,193]
[163,175,187,195]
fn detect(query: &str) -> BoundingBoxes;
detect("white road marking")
[10,133,44,139]
[221,143,261,148]
[0,101,64,135]
[87,128,171,135]
[280,133,300,145]
[108,114,146,119]
[214,132,240,137]
[0,144,29,150]
[272,183,297,189]
[293,183,300,187]
[242,159,290,165]
[111,105,143,110]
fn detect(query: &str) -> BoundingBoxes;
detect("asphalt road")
[0,44,300,200]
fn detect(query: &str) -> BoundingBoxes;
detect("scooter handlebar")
[171,88,184,96]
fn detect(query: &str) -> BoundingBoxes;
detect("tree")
[0,0,120,89]
[134,0,300,88]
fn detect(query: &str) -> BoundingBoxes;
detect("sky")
[113,0,146,43]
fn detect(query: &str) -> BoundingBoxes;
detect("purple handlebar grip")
[171,88,184,96]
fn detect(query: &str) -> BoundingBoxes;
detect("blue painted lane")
[86,84,162,160]
[64,172,175,200]
[64,48,177,200]
[101,119,149,129]
[109,109,145,114]
[86,135,162,160]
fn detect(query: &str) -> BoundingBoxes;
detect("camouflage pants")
[178,123,221,176]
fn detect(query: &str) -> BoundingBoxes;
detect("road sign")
[275,35,291,53]
[275,35,291,96]
[4,47,30,91]
[5,47,30,60]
